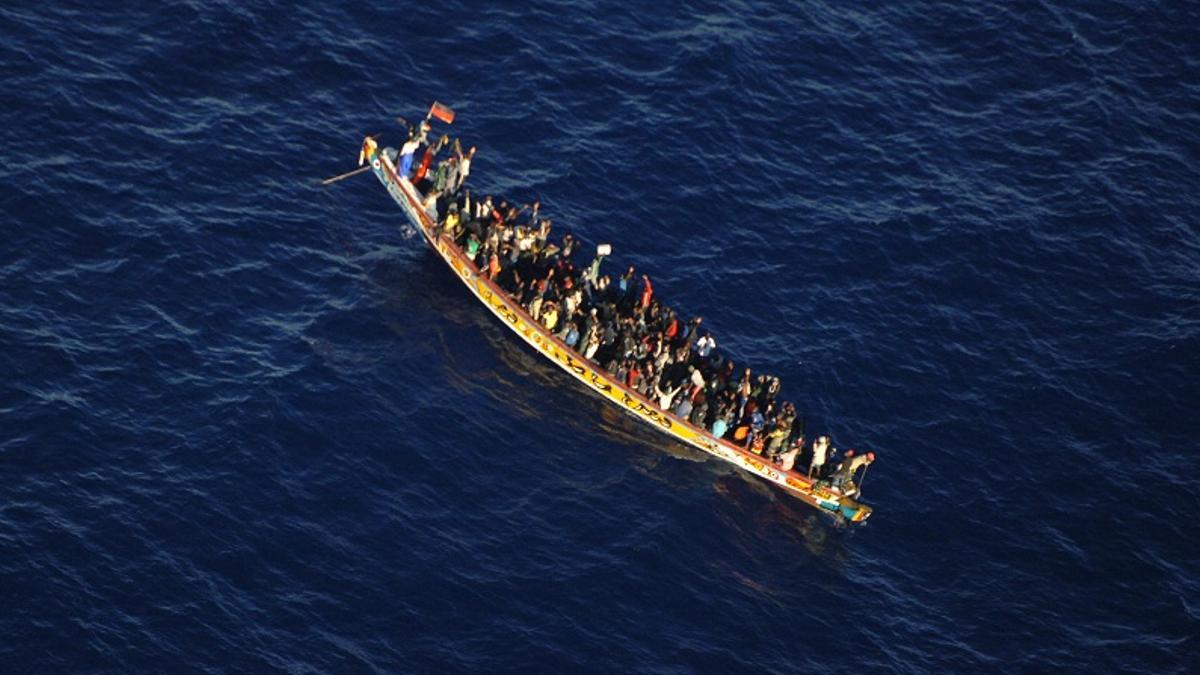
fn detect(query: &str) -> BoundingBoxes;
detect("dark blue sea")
[3,0,1198,671]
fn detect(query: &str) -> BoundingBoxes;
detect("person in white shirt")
[453,143,476,193]
[809,435,830,478]
[399,137,420,178]
[696,332,716,359]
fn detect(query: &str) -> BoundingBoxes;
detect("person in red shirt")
[664,310,679,340]
[626,361,642,390]
[413,134,449,184]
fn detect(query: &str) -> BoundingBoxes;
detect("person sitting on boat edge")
[485,250,502,280]
[779,435,804,472]
[673,391,693,420]
[688,391,708,426]
[710,405,730,439]
[540,300,559,331]
[563,321,581,349]
[583,324,601,360]
[464,232,482,263]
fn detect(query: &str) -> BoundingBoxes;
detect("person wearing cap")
[837,450,876,490]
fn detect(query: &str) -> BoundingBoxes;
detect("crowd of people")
[389,117,875,493]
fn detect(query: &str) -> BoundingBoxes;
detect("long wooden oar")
[320,165,369,185]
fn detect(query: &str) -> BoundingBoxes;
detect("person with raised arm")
[451,139,476,194]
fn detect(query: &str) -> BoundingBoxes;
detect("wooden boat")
[356,126,874,526]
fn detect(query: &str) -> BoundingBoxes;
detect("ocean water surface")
[2,0,1198,671]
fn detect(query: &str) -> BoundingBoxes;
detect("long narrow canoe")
[359,134,873,526]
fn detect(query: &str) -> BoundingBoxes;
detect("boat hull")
[360,138,872,525]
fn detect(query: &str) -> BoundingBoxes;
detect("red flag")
[428,101,455,124]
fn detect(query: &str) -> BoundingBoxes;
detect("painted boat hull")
[360,137,872,526]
